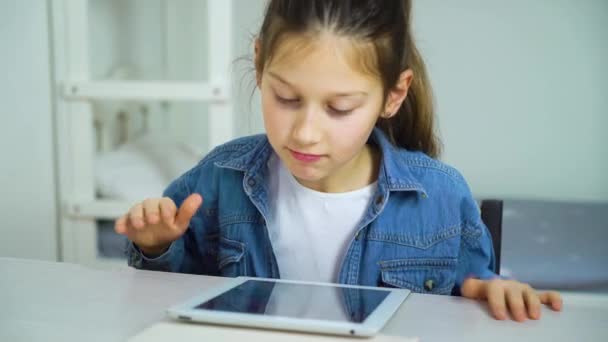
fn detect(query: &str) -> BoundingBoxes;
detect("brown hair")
[255,0,441,158]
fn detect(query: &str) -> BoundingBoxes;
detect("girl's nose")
[291,107,322,146]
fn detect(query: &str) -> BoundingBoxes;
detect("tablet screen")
[194,280,390,323]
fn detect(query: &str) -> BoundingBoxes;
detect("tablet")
[167,277,410,337]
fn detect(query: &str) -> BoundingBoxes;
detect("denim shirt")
[128,128,497,296]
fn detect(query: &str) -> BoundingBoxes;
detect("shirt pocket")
[379,258,457,295]
[217,236,247,277]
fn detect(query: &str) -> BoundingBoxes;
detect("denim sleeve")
[452,196,499,295]
[126,168,212,274]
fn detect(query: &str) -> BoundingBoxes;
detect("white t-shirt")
[266,153,377,283]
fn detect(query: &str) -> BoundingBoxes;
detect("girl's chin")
[285,163,325,183]
[290,168,322,182]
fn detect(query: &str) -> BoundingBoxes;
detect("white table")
[1,257,607,341]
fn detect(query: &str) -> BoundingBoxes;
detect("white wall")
[413,0,608,202]
[232,0,266,136]
[232,0,608,202]
[0,1,58,260]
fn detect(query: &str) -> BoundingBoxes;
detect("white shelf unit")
[51,0,234,268]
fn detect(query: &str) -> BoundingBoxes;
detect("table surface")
[1,257,607,341]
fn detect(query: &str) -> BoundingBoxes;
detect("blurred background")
[0,0,606,293]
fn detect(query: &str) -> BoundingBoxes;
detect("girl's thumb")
[175,194,203,230]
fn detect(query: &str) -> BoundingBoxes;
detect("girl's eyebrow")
[267,71,368,98]
[268,71,293,87]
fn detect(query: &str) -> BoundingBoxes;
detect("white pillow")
[95,135,202,201]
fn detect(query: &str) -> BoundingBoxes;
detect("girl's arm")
[455,195,562,321]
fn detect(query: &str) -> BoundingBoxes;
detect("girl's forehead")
[267,32,380,82]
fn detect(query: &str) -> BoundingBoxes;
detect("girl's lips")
[289,149,322,162]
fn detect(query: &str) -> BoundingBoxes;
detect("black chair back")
[480,199,504,275]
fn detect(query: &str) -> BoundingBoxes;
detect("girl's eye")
[275,95,299,105]
[328,106,353,116]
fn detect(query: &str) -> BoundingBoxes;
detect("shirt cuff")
[127,240,178,271]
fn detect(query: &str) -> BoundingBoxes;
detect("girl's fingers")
[159,197,177,227]
[143,198,160,225]
[477,281,562,321]
[175,194,203,231]
[486,282,508,320]
[129,203,145,230]
[540,291,563,311]
[119,196,201,252]
[506,287,527,322]
[523,286,542,320]
[114,215,128,234]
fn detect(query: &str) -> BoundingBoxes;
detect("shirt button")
[424,279,435,291]
[247,178,256,187]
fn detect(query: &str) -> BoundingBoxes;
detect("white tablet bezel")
[167,276,410,337]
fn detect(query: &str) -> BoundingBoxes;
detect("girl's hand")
[461,278,562,321]
[114,194,203,256]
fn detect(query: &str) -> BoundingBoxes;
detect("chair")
[480,199,504,275]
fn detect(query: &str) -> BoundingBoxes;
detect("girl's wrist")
[138,243,170,257]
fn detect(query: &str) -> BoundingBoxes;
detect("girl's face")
[258,33,393,192]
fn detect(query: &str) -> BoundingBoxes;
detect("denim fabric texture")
[128,128,497,295]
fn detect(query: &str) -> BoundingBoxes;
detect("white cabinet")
[51,0,234,268]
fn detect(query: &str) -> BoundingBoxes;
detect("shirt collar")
[215,128,427,195]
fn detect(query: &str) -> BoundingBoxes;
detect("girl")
[115,0,562,322]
